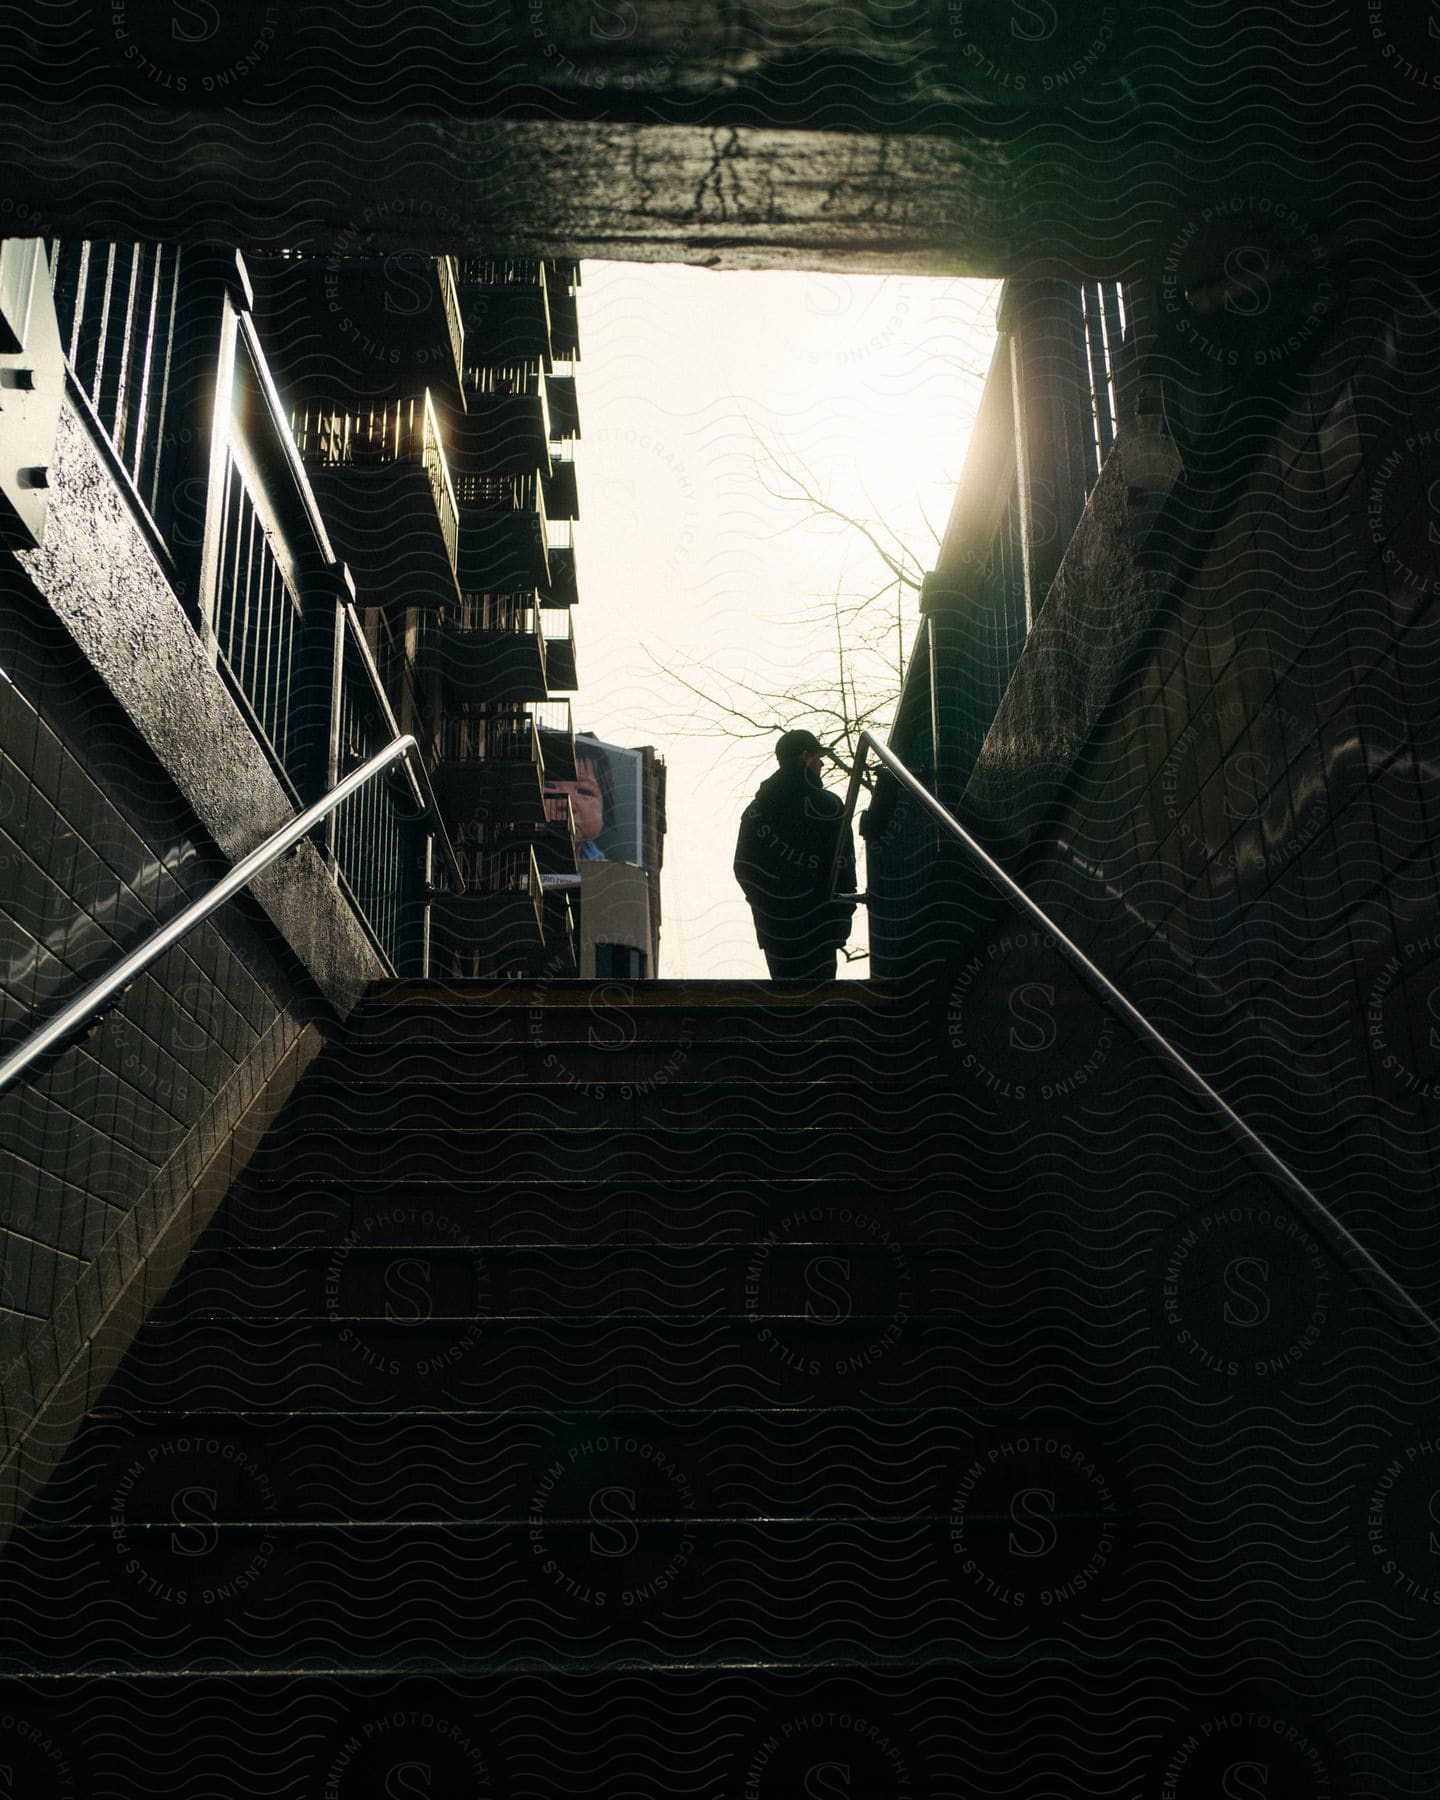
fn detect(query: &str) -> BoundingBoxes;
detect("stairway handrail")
[837,727,1440,1356]
[0,734,465,1096]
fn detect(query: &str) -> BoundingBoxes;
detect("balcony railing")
[247,251,466,396]
[422,594,549,704]
[456,370,553,474]
[546,261,580,359]
[45,241,450,973]
[292,391,461,603]
[440,707,539,766]
[535,792,582,879]
[430,839,546,973]
[533,698,577,782]
[469,362,546,399]
[329,606,425,967]
[540,608,577,691]
[47,239,184,539]
[438,254,466,391]
[454,468,550,593]
[448,823,541,897]
[543,520,578,607]
[542,455,578,522]
[546,374,579,441]
[221,318,439,971]
[211,456,306,786]
[457,257,544,287]
[41,235,578,977]
[437,707,547,827]
[457,263,553,374]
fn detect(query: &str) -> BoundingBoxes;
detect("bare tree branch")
[648,398,961,757]
[740,410,926,596]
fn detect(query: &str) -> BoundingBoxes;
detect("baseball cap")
[775,728,827,763]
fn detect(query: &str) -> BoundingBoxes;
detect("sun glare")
[569,263,1001,979]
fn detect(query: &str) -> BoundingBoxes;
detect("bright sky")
[568,263,1000,980]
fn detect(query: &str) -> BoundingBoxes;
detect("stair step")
[0,1514,1134,1669]
[315,1038,930,1085]
[270,1080,961,1135]
[209,1180,993,1248]
[0,1665,1201,1800]
[363,978,907,1009]
[253,1125,976,1183]
[346,1002,923,1049]
[37,1405,1131,1527]
[105,1313,1102,1410]
[0,967,1384,1799]
[160,1242,1044,1319]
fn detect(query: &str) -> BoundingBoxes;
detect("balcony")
[455,259,552,369]
[494,793,580,881]
[454,469,549,593]
[294,394,460,610]
[430,843,546,965]
[537,794,581,876]
[422,597,549,704]
[250,253,465,403]
[540,608,577,692]
[534,699,577,783]
[546,262,580,356]
[436,709,545,826]
[455,370,552,476]
[542,456,578,522]
[544,524,578,608]
[537,883,579,975]
[546,374,579,441]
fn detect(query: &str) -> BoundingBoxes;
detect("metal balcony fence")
[291,393,461,581]
[449,591,539,634]
[468,361,546,396]
[449,818,538,895]
[438,254,466,386]
[217,331,436,971]
[47,239,183,531]
[456,468,542,512]
[329,608,423,964]
[456,257,545,287]
[454,470,551,592]
[44,238,442,974]
[440,708,539,766]
[531,699,573,740]
[212,457,305,786]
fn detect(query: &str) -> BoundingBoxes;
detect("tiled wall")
[1005,276,1440,1300]
[0,581,322,1459]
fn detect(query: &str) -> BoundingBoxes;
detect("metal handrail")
[836,727,1440,1355]
[0,735,464,1096]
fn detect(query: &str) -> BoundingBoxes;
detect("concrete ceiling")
[1,2,1433,278]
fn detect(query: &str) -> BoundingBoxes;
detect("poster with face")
[543,735,645,875]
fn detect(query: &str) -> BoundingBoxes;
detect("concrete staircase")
[0,976,1380,1796]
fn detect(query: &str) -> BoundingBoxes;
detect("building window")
[595,943,645,979]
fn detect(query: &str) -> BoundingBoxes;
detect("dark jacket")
[733,764,856,951]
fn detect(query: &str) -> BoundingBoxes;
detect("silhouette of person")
[734,729,856,981]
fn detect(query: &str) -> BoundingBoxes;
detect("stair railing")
[833,727,1440,1358]
[0,735,465,1097]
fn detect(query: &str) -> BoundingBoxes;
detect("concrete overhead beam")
[0,4,1432,275]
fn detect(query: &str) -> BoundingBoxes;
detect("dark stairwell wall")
[947,268,1440,1297]
[0,570,339,1522]
[0,276,396,1521]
